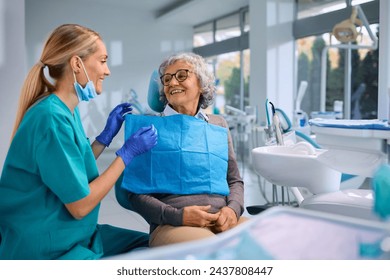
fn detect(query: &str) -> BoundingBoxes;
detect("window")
[297,0,346,19]
[243,10,250,33]
[295,0,379,119]
[216,13,240,42]
[205,50,250,115]
[193,22,213,48]
[193,7,249,111]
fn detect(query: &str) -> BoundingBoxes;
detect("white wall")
[0,0,26,171]
[0,0,296,168]
[24,0,193,150]
[249,0,294,125]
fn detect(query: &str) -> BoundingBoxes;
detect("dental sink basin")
[251,142,342,194]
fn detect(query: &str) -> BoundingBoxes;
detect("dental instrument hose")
[269,102,284,146]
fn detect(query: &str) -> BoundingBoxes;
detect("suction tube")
[269,102,284,146]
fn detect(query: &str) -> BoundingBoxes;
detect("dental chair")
[147,70,165,114]
[115,70,164,214]
[251,103,389,221]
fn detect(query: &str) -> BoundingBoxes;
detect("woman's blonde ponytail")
[11,63,49,139]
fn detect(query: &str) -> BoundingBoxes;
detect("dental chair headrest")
[147,70,165,113]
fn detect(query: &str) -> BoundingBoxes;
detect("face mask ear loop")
[72,71,78,83]
[77,57,91,82]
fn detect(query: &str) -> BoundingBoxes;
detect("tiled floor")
[96,150,280,232]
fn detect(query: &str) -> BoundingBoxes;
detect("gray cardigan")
[118,114,244,234]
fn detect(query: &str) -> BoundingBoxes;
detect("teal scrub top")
[0,94,102,260]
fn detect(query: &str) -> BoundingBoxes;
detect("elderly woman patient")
[118,52,247,247]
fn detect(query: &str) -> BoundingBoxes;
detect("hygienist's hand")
[182,205,220,227]
[212,206,237,233]
[116,125,157,166]
[96,102,132,147]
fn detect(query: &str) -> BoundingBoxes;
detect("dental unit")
[252,100,390,222]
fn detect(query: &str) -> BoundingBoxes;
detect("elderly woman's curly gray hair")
[158,52,216,109]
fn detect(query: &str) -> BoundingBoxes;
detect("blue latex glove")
[96,103,132,147]
[116,125,158,166]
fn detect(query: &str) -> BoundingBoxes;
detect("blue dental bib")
[121,114,229,195]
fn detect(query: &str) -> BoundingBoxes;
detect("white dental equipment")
[252,116,390,221]
[310,119,389,176]
[246,101,300,215]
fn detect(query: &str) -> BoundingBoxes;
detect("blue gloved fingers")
[115,102,131,110]
[116,125,158,166]
[117,102,132,116]
[144,124,157,135]
[121,106,132,117]
[134,126,158,148]
[150,124,157,135]
[139,127,158,148]
[110,102,127,115]
[142,126,158,149]
[96,103,133,147]
[134,125,154,136]
[137,126,158,145]
[110,103,132,119]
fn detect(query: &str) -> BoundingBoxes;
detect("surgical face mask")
[73,57,97,102]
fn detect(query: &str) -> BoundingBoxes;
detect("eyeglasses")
[160,69,192,86]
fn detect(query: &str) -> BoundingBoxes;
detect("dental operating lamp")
[320,5,378,117]
[332,6,362,44]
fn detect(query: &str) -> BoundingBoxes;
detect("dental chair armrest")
[114,172,133,211]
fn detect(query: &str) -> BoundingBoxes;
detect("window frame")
[294,1,379,39]
[293,0,379,119]
[192,6,249,111]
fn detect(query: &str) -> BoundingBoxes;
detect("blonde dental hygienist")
[0,24,157,260]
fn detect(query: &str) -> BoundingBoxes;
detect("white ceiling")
[90,0,185,13]
[157,0,250,25]
[84,0,249,26]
